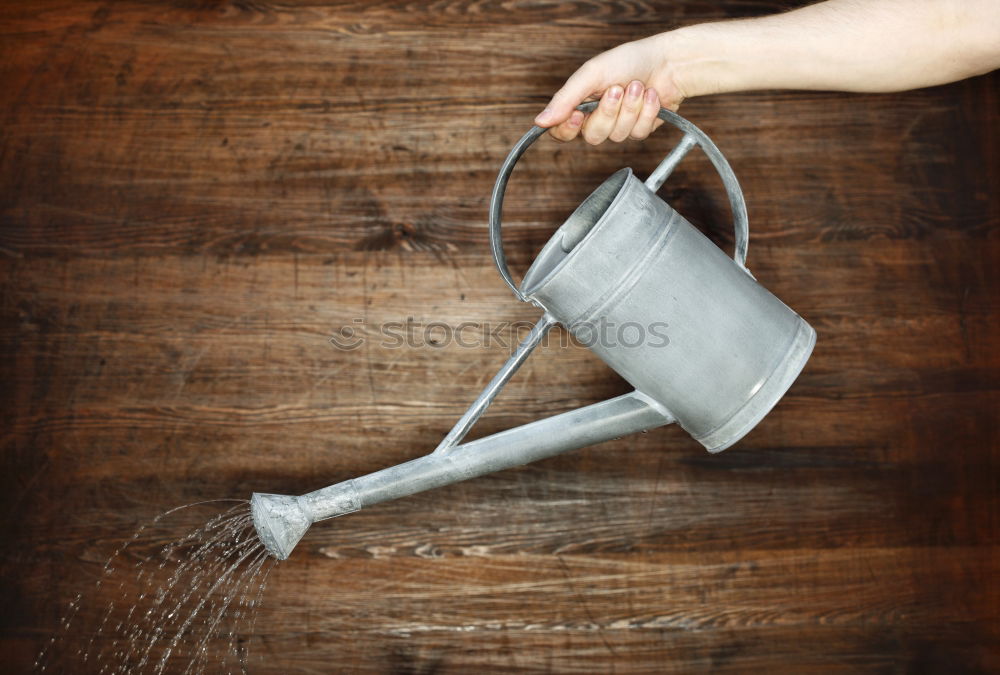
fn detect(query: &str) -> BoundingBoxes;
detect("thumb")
[534,66,603,127]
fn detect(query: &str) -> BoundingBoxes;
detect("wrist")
[660,22,756,100]
[656,28,696,101]
[661,25,719,100]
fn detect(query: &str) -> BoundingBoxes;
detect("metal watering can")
[251,103,816,559]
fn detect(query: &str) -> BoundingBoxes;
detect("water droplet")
[34,500,275,673]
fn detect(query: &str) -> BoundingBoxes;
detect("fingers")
[534,62,602,128]
[608,81,645,142]
[628,88,662,140]
[541,83,667,145]
[580,85,624,145]
[547,110,586,143]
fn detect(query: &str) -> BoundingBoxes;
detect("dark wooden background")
[2,1,997,672]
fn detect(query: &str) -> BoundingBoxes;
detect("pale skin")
[535,0,1000,144]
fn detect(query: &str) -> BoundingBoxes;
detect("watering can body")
[519,167,814,452]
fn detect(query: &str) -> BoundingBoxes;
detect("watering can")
[251,103,816,560]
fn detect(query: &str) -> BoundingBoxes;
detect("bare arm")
[537,0,1000,144]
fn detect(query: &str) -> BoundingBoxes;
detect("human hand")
[533,35,685,144]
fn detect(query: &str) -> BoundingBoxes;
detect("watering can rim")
[519,166,634,300]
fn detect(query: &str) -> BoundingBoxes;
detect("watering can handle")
[489,101,751,301]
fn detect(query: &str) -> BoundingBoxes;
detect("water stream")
[34,500,277,674]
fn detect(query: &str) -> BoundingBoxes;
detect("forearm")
[665,0,1000,98]
[535,0,999,143]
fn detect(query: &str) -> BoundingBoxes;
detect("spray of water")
[34,500,277,674]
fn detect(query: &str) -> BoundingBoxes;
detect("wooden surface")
[2,1,998,672]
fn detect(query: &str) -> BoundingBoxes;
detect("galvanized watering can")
[251,103,816,559]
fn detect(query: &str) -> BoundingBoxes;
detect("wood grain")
[1,0,998,672]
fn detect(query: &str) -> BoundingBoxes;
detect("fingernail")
[627,81,642,100]
[568,111,583,127]
[645,88,658,104]
[534,106,553,124]
[607,86,623,102]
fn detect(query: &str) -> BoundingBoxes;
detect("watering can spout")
[251,391,673,559]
